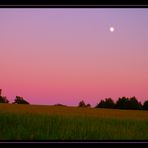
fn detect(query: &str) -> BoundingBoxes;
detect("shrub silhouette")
[54,104,67,107]
[0,89,9,103]
[78,100,91,108]
[0,96,9,103]
[13,96,29,104]
[96,98,115,108]
[78,100,86,107]
[143,100,148,110]
[86,104,91,108]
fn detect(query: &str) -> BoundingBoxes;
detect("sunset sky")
[0,8,148,106]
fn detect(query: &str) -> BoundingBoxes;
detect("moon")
[110,27,114,32]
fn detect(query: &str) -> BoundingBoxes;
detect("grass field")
[0,104,148,140]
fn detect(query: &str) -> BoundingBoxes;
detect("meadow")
[0,104,148,140]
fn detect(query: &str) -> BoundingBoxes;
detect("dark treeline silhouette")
[96,98,115,109]
[143,100,148,110]
[0,89,29,104]
[0,89,148,110]
[79,96,148,111]
[95,96,146,110]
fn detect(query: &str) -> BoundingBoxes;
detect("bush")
[143,100,148,110]
[0,96,9,103]
[86,104,91,108]
[78,100,86,107]
[13,96,29,104]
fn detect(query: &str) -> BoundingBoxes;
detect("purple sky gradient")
[0,8,148,106]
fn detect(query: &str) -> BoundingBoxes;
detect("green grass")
[0,104,148,140]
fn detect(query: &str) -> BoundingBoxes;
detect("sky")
[0,8,148,106]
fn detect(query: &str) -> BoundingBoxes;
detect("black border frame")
[0,1,148,145]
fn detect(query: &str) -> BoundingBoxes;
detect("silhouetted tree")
[104,98,115,108]
[115,97,129,109]
[96,98,115,109]
[138,102,143,110]
[115,96,142,110]
[0,89,9,103]
[13,96,29,104]
[143,100,148,110]
[128,96,141,110]
[96,100,106,108]
[0,96,9,103]
[86,104,91,108]
[78,100,86,107]
[138,101,143,110]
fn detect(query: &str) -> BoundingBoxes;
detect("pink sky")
[0,9,148,106]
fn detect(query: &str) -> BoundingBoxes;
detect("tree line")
[0,89,29,104]
[0,89,148,110]
[0,95,29,104]
[78,96,148,110]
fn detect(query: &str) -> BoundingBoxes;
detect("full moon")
[110,27,114,32]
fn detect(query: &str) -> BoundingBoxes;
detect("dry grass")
[0,104,148,140]
[0,103,147,120]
